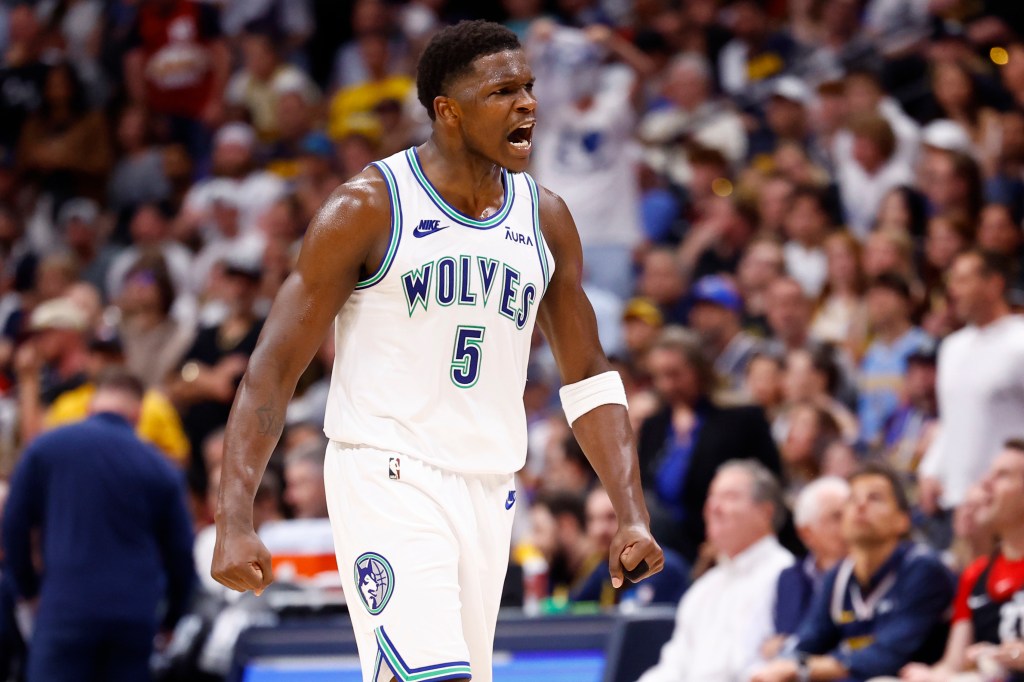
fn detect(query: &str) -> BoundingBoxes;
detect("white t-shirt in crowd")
[920,315,1024,508]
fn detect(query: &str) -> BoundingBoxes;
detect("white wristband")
[558,371,628,426]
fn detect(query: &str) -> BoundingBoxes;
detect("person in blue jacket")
[2,368,196,682]
[751,463,955,682]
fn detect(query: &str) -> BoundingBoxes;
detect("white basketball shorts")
[324,441,518,682]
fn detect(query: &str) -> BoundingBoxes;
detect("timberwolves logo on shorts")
[353,552,395,615]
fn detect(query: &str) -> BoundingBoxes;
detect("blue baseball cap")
[691,275,742,312]
[301,131,334,158]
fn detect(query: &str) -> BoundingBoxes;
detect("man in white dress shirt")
[636,460,794,682]
[919,250,1024,544]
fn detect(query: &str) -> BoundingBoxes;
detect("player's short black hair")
[416,20,521,120]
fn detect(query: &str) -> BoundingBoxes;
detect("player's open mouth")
[507,122,534,152]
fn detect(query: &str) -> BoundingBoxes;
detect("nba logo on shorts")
[389,457,400,480]
[354,552,395,615]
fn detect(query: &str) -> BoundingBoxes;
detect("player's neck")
[417,139,505,217]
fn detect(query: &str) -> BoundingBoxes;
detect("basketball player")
[212,20,663,682]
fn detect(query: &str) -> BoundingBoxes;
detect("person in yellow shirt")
[44,337,190,464]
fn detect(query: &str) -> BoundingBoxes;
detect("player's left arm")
[535,185,663,587]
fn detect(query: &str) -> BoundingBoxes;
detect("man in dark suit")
[638,326,784,562]
[3,369,196,682]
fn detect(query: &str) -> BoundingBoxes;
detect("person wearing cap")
[295,132,343,226]
[178,121,287,244]
[59,198,119,294]
[747,76,812,163]
[622,297,664,370]
[689,275,763,393]
[14,297,90,444]
[880,340,939,487]
[857,273,932,450]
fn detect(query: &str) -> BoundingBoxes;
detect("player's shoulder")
[527,176,571,220]
[307,166,393,238]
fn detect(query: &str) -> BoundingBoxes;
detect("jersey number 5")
[451,325,485,388]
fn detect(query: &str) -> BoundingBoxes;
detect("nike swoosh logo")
[413,224,450,238]
[967,595,990,609]
[505,491,516,510]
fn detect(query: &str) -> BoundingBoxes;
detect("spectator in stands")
[764,476,850,659]
[16,61,113,203]
[0,5,49,150]
[782,185,831,299]
[621,297,664,371]
[177,122,287,242]
[282,436,329,520]
[919,250,1024,546]
[530,21,650,300]
[571,485,689,608]
[917,149,984,227]
[123,0,230,165]
[836,113,914,238]
[881,340,939,486]
[58,198,118,294]
[688,274,762,393]
[835,69,921,171]
[922,214,973,305]
[857,273,931,450]
[116,253,195,389]
[14,297,90,443]
[43,334,190,464]
[167,253,264,491]
[901,441,1024,681]
[745,353,786,420]
[766,277,816,357]
[529,490,592,601]
[976,203,1024,274]
[716,0,796,102]
[751,463,955,682]
[226,28,319,143]
[638,326,781,561]
[108,104,172,224]
[777,346,858,443]
[105,202,192,305]
[678,195,759,282]
[635,460,794,682]
[637,52,747,190]
[811,232,868,361]
[736,239,785,334]
[2,369,195,682]
[638,248,688,325]
[779,402,842,499]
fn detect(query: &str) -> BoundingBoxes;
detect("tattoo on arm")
[255,401,280,437]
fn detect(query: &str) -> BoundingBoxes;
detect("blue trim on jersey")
[524,173,550,291]
[406,148,513,230]
[357,161,403,290]
[374,627,472,682]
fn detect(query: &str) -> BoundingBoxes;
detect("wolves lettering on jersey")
[325,147,555,476]
[401,255,538,330]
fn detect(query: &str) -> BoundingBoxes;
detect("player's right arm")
[211,169,392,595]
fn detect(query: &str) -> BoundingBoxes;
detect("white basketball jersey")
[324,147,555,475]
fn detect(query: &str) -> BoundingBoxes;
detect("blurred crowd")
[0,0,1018,679]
